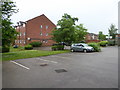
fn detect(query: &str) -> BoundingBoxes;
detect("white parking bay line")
[51,55,69,59]
[10,61,30,70]
[36,58,58,64]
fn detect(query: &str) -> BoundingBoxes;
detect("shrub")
[98,41,108,47]
[88,43,101,52]
[2,47,10,53]
[24,45,33,50]
[0,46,2,53]
[51,46,58,51]
[51,45,64,51]
[29,42,42,47]
[108,40,115,46]
[57,45,64,50]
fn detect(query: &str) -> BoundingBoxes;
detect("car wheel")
[83,49,87,53]
[71,49,74,52]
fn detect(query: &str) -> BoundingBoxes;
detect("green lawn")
[2,50,70,61]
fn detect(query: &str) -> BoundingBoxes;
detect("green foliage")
[0,46,2,53]
[88,43,101,52]
[29,42,42,47]
[108,40,115,46]
[108,24,118,39]
[2,1,18,52]
[98,31,106,40]
[2,47,10,53]
[98,41,108,47]
[51,13,87,44]
[10,46,24,52]
[75,24,88,42]
[51,13,78,44]
[51,45,64,51]
[2,2,18,19]
[2,50,70,61]
[24,45,33,50]
[2,19,18,47]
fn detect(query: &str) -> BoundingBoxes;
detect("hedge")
[29,42,42,47]
[88,43,101,52]
[2,47,10,53]
[108,40,115,46]
[51,45,64,51]
[24,45,33,50]
[98,41,109,47]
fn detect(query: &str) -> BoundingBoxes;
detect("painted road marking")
[51,55,70,59]
[36,58,58,64]
[10,61,30,70]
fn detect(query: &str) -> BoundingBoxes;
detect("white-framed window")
[46,25,48,29]
[19,32,22,36]
[20,40,22,44]
[45,40,48,43]
[46,33,48,36]
[23,32,26,36]
[40,25,42,29]
[17,34,19,36]
[15,40,17,43]
[42,40,45,43]
[40,32,43,36]
[24,41,26,44]
[23,24,25,27]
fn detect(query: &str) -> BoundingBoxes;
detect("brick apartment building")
[15,14,56,46]
[85,33,100,43]
[116,34,120,45]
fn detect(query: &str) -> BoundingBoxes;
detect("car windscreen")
[82,44,89,47]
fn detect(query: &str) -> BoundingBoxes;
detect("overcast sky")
[11,0,119,35]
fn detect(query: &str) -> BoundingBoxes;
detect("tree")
[108,24,118,39]
[1,1,18,52]
[51,13,78,44]
[74,24,88,42]
[98,31,106,40]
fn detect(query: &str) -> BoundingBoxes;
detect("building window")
[45,40,48,43]
[23,32,26,36]
[46,25,48,29]
[15,40,17,43]
[17,34,19,36]
[20,40,22,44]
[42,40,45,43]
[24,41,26,44]
[23,24,25,27]
[40,25,42,29]
[40,32,43,36]
[19,32,22,36]
[46,33,48,36]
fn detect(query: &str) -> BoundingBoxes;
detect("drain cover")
[55,69,67,73]
[40,63,48,66]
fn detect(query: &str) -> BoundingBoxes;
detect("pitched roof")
[26,14,56,26]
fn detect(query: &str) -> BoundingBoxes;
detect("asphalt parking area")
[2,46,118,88]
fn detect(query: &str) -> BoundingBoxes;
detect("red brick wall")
[15,14,56,46]
[85,33,99,43]
[86,40,100,43]
[15,26,26,46]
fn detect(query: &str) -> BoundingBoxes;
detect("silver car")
[70,43,94,52]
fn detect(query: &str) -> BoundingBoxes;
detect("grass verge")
[2,50,70,61]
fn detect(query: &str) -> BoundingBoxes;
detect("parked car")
[70,43,94,52]
[13,45,18,48]
[59,42,71,46]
